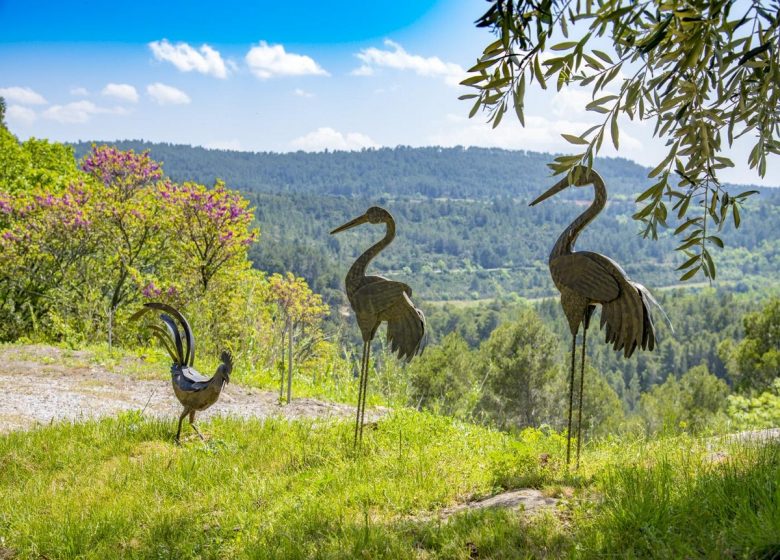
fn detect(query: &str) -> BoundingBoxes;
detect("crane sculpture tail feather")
[386,293,426,362]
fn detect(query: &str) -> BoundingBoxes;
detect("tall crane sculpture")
[131,302,232,443]
[331,206,426,445]
[530,167,670,468]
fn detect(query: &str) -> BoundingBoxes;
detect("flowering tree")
[0,183,94,339]
[268,272,329,402]
[81,146,169,346]
[161,180,258,291]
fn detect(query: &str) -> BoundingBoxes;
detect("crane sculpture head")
[330,206,392,234]
[529,167,604,207]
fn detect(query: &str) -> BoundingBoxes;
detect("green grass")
[1,410,778,559]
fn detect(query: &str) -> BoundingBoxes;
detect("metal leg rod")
[566,333,577,467]
[576,325,588,469]
[354,341,367,447]
[359,343,371,442]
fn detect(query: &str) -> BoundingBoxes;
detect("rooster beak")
[529,176,572,206]
[330,213,369,234]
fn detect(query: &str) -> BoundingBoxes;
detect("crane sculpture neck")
[346,217,396,294]
[551,175,607,260]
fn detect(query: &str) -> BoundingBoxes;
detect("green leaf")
[636,181,664,203]
[702,250,717,278]
[460,75,486,87]
[649,151,676,178]
[679,266,701,281]
[551,41,578,51]
[593,50,614,64]
[673,217,699,235]
[561,133,589,145]
[676,253,701,271]
[610,112,619,149]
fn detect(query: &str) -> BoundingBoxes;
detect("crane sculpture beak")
[330,213,369,234]
[529,176,572,206]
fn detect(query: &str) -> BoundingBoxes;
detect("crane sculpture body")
[331,206,426,445]
[530,168,669,467]
[131,302,232,443]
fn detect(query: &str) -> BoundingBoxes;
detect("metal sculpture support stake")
[331,206,426,446]
[131,302,233,443]
[530,167,671,468]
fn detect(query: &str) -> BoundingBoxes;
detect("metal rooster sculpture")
[131,302,232,443]
[331,206,426,445]
[530,167,669,468]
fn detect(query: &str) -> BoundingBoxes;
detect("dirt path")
[0,345,364,433]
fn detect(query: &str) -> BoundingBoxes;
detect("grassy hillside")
[1,412,778,559]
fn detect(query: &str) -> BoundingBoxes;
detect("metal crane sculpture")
[331,206,426,445]
[131,302,233,443]
[530,167,669,468]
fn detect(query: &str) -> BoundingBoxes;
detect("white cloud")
[42,101,126,124]
[70,87,89,96]
[551,89,593,118]
[293,88,314,98]
[146,83,191,105]
[350,65,374,77]
[353,40,465,86]
[290,127,378,152]
[101,83,139,103]
[0,86,47,105]
[149,39,228,79]
[6,105,37,125]
[429,112,642,154]
[245,41,329,79]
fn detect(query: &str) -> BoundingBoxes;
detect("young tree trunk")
[279,323,286,401]
[286,316,294,403]
[107,306,114,354]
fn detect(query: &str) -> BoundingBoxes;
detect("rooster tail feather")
[159,313,185,365]
[142,303,196,366]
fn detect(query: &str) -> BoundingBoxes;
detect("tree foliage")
[721,297,780,392]
[463,0,779,280]
[474,310,560,429]
[0,140,259,345]
[408,332,479,417]
[639,364,729,433]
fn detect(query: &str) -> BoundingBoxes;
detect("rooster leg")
[576,322,588,470]
[175,408,188,443]
[189,410,205,441]
[359,342,372,443]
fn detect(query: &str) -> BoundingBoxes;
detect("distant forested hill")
[71,141,654,199]
[70,142,780,304]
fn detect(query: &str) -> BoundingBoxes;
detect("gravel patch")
[0,345,372,433]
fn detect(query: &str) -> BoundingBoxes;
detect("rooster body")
[131,302,232,442]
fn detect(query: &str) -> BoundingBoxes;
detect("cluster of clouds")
[3,38,465,133]
[147,38,464,85]
[1,80,190,125]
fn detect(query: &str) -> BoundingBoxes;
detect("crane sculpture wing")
[352,280,425,361]
[550,252,620,302]
[385,292,426,362]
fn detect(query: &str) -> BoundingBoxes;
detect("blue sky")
[0,0,774,186]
